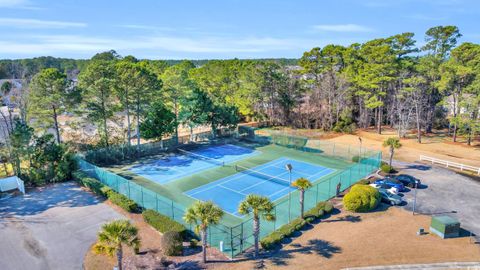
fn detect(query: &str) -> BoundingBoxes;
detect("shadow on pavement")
[0,182,103,219]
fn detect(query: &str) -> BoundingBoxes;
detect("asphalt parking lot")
[391,160,480,236]
[0,182,124,270]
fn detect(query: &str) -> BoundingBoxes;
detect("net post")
[315,183,319,203]
[171,201,175,220]
[127,180,131,198]
[155,194,159,211]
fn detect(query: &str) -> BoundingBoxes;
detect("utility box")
[430,215,460,239]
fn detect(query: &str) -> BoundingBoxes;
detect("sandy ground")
[84,204,480,270]
[326,128,480,167]
[212,206,480,270]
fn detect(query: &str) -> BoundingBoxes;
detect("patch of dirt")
[324,128,480,167]
[212,207,480,270]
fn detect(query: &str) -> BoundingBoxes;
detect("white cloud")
[313,24,373,33]
[0,0,40,9]
[0,18,86,28]
[0,33,319,57]
[0,0,28,7]
[117,24,175,31]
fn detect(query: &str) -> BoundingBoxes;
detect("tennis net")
[178,148,225,166]
[235,164,291,187]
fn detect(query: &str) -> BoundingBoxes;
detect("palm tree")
[184,201,224,263]
[291,177,313,219]
[238,194,275,258]
[383,137,402,167]
[93,220,140,270]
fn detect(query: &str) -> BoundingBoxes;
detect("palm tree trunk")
[300,190,305,219]
[116,245,123,270]
[253,216,260,258]
[201,228,207,263]
[389,147,394,167]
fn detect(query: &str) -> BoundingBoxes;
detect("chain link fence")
[77,130,381,258]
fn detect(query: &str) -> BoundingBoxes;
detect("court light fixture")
[285,163,292,172]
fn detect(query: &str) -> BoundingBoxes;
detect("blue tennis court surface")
[129,144,259,184]
[185,157,335,216]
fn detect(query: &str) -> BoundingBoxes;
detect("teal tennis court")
[185,157,335,216]
[129,144,259,184]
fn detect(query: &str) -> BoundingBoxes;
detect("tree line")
[0,25,478,184]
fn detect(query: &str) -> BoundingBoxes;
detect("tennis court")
[129,144,259,184]
[185,157,335,216]
[80,131,382,257]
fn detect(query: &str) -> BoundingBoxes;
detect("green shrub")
[357,179,370,185]
[343,184,380,212]
[162,231,183,256]
[108,192,139,213]
[261,201,335,250]
[323,201,334,213]
[352,155,361,163]
[100,186,113,197]
[189,239,199,248]
[261,218,306,250]
[73,171,106,196]
[380,163,395,173]
[142,209,187,239]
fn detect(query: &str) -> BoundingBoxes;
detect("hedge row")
[142,209,187,239]
[260,201,334,250]
[73,171,107,196]
[304,201,334,222]
[108,192,139,213]
[73,170,139,213]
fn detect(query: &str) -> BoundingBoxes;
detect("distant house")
[0,79,25,108]
[444,94,479,116]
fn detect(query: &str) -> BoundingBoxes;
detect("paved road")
[391,160,480,236]
[0,182,123,270]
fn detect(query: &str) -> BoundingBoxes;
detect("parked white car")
[369,183,399,195]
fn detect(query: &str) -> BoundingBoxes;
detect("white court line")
[219,184,248,196]
[238,170,290,193]
[187,158,289,197]
[309,168,337,181]
[272,162,323,176]
[268,186,292,199]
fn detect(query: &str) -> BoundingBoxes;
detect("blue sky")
[0,0,479,59]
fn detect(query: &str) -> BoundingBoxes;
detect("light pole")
[358,137,363,159]
[285,163,293,222]
[412,180,418,215]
